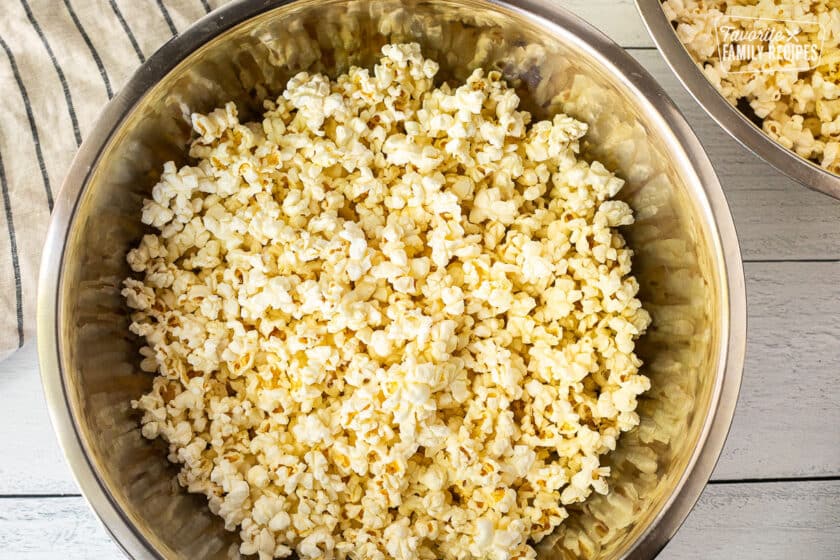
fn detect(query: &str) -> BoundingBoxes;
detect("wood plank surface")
[714,261,840,480]
[660,480,840,559]
[2,261,836,495]
[0,343,75,494]
[565,0,653,48]
[1,480,837,559]
[0,497,121,559]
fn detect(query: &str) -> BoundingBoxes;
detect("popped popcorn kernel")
[664,0,840,172]
[125,43,649,560]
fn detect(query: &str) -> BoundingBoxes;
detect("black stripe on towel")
[62,0,114,99]
[0,35,55,211]
[20,0,83,147]
[0,150,25,349]
[200,0,212,14]
[108,0,145,64]
[156,0,178,36]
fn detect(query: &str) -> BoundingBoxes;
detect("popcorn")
[664,0,840,172]
[126,43,649,560]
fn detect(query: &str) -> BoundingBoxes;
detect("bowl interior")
[54,0,727,558]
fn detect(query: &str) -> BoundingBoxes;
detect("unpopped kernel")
[124,43,650,560]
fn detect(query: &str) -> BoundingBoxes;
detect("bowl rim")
[36,0,747,558]
[635,0,840,201]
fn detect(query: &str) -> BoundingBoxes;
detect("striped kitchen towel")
[0,0,233,361]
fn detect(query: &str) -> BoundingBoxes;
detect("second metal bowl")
[636,0,840,200]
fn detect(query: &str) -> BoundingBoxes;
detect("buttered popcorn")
[124,43,650,560]
[663,0,840,173]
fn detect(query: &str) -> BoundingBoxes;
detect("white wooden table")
[1,1,838,558]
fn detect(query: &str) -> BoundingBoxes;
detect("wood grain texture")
[661,480,840,559]
[2,262,837,495]
[0,497,121,559]
[714,261,840,480]
[0,343,76,494]
[0,481,837,559]
[564,0,653,48]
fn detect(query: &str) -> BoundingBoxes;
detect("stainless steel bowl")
[37,0,746,558]
[636,0,840,200]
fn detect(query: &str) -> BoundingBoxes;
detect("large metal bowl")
[636,0,840,200]
[37,0,746,558]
